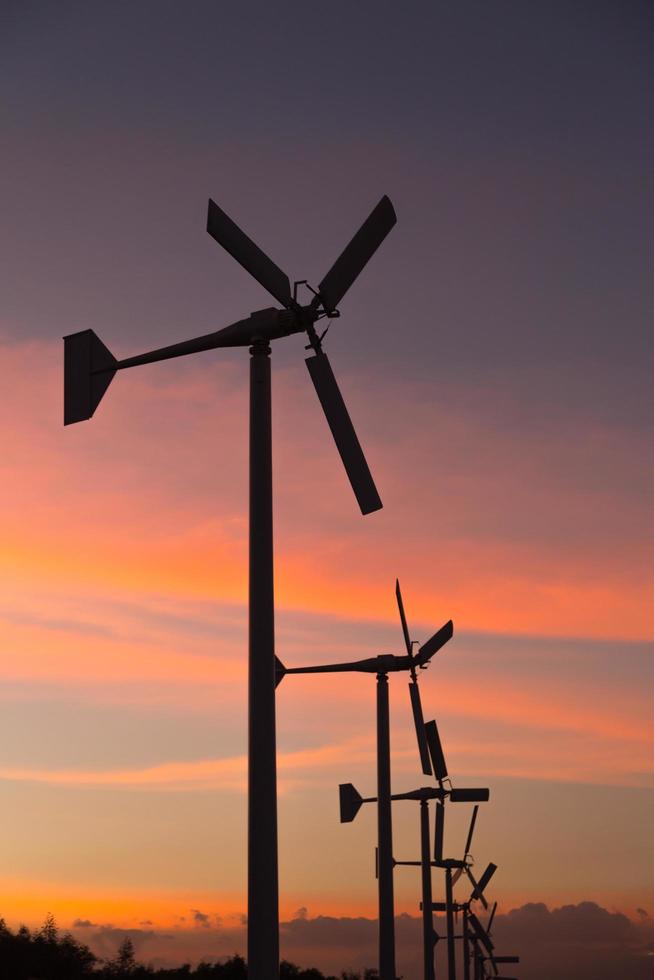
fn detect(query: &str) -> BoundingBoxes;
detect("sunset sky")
[1,1,653,974]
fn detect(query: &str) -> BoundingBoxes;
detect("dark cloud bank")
[73,902,654,979]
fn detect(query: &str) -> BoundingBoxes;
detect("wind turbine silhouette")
[357,718,490,980]
[464,905,520,980]
[428,805,520,979]
[63,195,396,980]
[277,580,452,980]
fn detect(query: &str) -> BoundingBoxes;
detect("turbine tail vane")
[339,782,364,823]
[64,329,117,425]
[450,788,490,803]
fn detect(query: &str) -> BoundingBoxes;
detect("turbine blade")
[416,620,454,666]
[409,683,432,775]
[395,579,412,656]
[487,902,498,934]
[318,196,396,313]
[466,868,489,910]
[450,867,464,887]
[468,912,494,955]
[64,330,117,425]
[206,199,293,309]
[463,805,479,858]
[339,782,364,823]
[474,863,498,900]
[305,350,382,514]
[434,801,444,863]
[450,788,490,803]
[424,720,448,782]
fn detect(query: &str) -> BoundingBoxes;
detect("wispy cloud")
[0,737,375,791]
[1,338,652,643]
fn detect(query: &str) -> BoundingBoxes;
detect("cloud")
[0,736,373,791]
[68,903,654,978]
[86,925,168,963]
[72,918,97,928]
[191,909,210,928]
[492,902,654,980]
[1,337,653,648]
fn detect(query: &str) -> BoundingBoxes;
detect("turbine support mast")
[377,671,396,980]
[248,339,278,976]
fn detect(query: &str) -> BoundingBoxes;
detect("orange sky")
[0,336,652,940]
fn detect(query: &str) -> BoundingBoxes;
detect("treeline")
[0,916,378,980]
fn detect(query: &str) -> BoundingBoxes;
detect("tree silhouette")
[104,937,138,976]
[0,914,378,979]
[0,915,97,979]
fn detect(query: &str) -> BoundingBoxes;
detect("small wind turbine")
[465,907,520,980]
[430,808,519,980]
[434,856,497,980]
[344,780,489,980]
[389,721,489,980]
[277,580,452,980]
[63,194,396,980]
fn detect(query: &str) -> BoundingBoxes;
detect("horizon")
[2,901,653,978]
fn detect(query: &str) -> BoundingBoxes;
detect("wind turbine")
[465,906,520,980]
[431,807,519,980]
[277,580,452,980]
[389,721,489,980]
[63,194,396,980]
[345,780,489,980]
